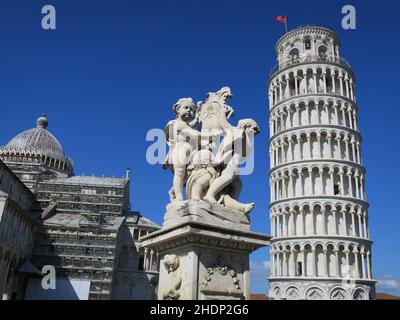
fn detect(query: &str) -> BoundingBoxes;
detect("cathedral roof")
[44,213,125,231]
[125,211,161,229]
[48,176,128,187]
[137,216,161,229]
[0,114,70,163]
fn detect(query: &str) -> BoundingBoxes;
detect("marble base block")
[141,201,270,300]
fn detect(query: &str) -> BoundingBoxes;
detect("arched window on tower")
[318,45,328,61]
[334,184,340,196]
[304,37,311,50]
[288,48,300,63]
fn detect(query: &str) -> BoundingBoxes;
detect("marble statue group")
[142,86,270,301]
[163,87,259,215]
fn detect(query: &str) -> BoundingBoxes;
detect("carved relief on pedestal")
[161,254,182,300]
[200,255,242,298]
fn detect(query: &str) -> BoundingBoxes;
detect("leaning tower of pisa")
[267,26,376,300]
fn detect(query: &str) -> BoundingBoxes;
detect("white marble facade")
[268,26,376,300]
[0,160,38,300]
[113,216,160,300]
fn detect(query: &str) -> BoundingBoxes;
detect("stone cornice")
[269,159,366,176]
[269,196,369,209]
[268,94,359,116]
[270,235,373,245]
[268,60,354,86]
[141,221,271,253]
[269,124,362,144]
[269,277,376,284]
[1,196,41,226]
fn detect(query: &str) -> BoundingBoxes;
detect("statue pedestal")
[141,201,270,300]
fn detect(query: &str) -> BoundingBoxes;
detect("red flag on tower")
[274,15,288,33]
[274,16,287,24]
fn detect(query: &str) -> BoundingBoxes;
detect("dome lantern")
[36,113,48,129]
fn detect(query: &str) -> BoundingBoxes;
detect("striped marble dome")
[1,114,67,161]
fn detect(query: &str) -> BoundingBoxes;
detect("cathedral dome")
[4,114,64,159]
[0,114,73,175]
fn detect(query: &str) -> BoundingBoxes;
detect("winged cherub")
[203,118,260,214]
[163,98,202,202]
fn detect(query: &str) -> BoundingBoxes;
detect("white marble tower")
[267,26,376,300]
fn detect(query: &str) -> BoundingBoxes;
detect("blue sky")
[0,0,399,295]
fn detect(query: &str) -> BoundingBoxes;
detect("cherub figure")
[162,254,182,300]
[203,119,260,213]
[186,149,218,201]
[163,98,202,202]
[186,148,253,214]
